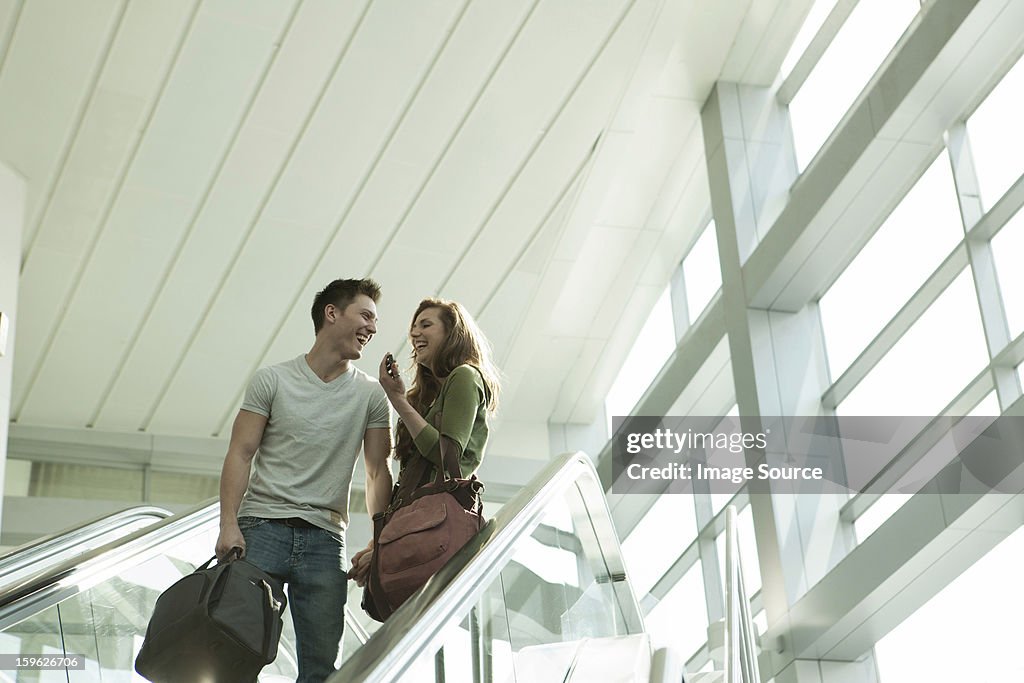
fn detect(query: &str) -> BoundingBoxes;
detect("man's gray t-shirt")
[237,354,390,533]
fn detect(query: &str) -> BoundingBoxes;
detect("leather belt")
[276,517,318,529]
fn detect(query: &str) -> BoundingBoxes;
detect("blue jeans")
[239,516,347,683]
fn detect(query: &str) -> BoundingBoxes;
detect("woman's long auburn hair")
[393,298,501,466]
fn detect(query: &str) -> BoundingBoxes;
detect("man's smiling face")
[328,294,378,360]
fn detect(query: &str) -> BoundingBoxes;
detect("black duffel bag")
[135,554,287,683]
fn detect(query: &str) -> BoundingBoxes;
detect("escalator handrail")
[0,497,219,628]
[332,451,642,683]
[0,496,375,661]
[0,505,172,578]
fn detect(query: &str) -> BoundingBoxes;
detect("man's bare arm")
[349,426,392,584]
[363,427,393,517]
[215,409,267,560]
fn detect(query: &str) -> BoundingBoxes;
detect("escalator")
[0,454,686,682]
[332,452,673,683]
[0,505,172,590]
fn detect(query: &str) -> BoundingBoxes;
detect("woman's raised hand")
[379,352,406,399]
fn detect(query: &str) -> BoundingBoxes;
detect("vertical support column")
[702,80,795,620]
[469,604,482,683]
[947,123,1022,408]
[0,163,26,530]
[669,261,690,343]
[694,482,725,629]
[703,83,871,683]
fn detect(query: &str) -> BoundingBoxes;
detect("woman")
[349,298,500,587]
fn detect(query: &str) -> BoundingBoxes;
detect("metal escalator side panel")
[0,499,219,628]
[0,505,173,586]
[331,452,644,683]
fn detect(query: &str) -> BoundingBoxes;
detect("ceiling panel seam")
[560,130,707,422]
[432,0,641,304]
[470,0,667,420]
[482,141,595,321]
[142,0,373,433]
[18,0,130,266]
[0,0,25,102]
[736,0,792,84]
[634,118,702,236]
[485,142,595,373]
[400,0,651,378]
[12,0,204,423]
[88,0,306,430]
[346,0,544,360]
[208,0,485,436]
[213,0,544,436]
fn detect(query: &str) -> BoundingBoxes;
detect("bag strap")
[258,579,282,659]
[367,512,395,620]
[432,429,463,487]
[423,371,466,486]
[391,449,431,513]
[391,411,462,511]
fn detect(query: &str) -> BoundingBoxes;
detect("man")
[215,278,393,683]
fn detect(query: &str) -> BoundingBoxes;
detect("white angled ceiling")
[1,0,810,446]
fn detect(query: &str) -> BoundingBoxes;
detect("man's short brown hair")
[311,278,381,334]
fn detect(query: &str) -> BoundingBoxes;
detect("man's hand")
[216,521,246,561]
[348,541,374,586]
[217,410,265,561]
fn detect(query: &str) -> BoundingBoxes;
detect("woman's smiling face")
[410,307,447,371]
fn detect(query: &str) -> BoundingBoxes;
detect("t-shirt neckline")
[298,354,354,389]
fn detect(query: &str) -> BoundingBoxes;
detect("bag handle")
[201,547,242,570]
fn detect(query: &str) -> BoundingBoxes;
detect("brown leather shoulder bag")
[362,427,485,622]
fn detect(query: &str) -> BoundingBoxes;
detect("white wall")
[0,162,26,531]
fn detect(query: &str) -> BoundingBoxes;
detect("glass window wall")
[820,153,963,378]
[789,0,919,169]
[779,0,839,81]
[874,525,1024,682]
[966,53,1024,209]
[621,494,697,598]
[604,286,675,431]
[682,221,721,324]
[837,271,988,416]
[991,206,1024,339]
[644,560,708,660]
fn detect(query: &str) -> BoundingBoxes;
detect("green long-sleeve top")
[411,364,489,479]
